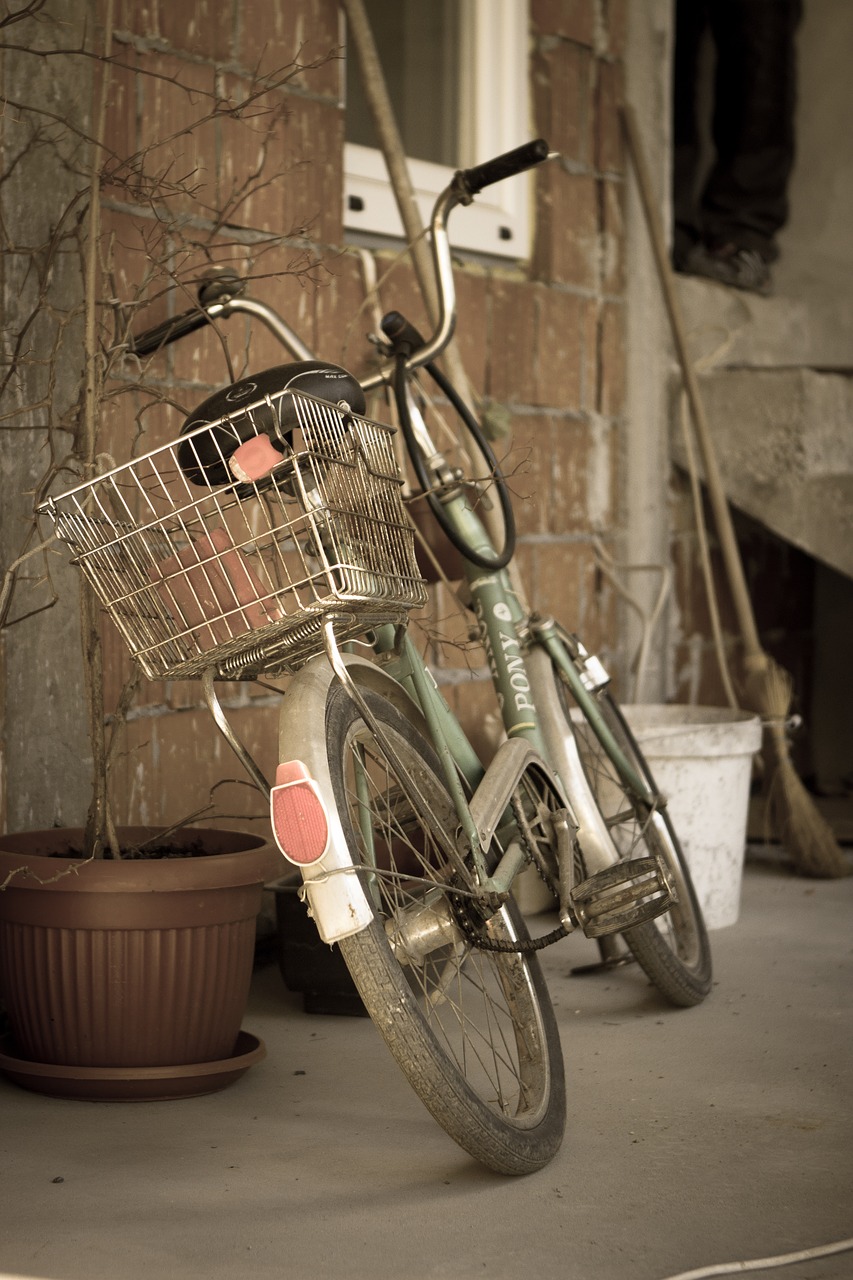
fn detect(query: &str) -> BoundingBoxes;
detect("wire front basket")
[39,388,427,680]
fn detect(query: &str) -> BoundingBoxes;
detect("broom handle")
[620,105,765,665]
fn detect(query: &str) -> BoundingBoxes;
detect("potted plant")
[0,7,331,1096]
[0,826,279,1100]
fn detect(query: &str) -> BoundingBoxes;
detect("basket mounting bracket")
[201,667,271,799]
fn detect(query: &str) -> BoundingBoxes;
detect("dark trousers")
[673,0,802,263]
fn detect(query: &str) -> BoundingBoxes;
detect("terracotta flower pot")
[0,827,281,1100]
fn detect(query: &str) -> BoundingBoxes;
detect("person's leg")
[701,0,802,261]
[671,0,711,268]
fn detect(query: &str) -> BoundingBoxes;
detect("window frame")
[343,0,532,260]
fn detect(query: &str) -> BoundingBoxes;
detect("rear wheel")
[325,682,566,1174]
[554,673,712,1007]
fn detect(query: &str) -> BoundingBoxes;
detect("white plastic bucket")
[623,705,762,929]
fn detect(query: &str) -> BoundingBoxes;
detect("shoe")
[678,242,772,296]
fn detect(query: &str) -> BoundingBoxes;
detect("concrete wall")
[779,0,853,289]
[622,0,674,702]
[0,0,94,832]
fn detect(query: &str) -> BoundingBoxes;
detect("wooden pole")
[340,0,439,324]
[621,104,847,877]
[340,0,528,601]
[621,105,764,666]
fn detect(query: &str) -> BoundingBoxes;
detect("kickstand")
[201,668,271,800]
[571,933,637,976]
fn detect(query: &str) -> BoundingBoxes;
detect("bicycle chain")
[447,793,569,955]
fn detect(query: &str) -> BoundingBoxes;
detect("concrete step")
[670,365,853,581]
[678,271,853,373]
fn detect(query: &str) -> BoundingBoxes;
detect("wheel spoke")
[327,685,565,1169]
[553,669,712,1006]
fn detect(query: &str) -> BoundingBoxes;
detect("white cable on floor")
[659,1236,853,1280]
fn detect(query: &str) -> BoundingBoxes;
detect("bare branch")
[1,6,336,853]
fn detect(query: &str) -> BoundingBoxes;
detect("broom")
[621,104,847,878]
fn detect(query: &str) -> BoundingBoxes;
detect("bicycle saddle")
[177,360,366,487]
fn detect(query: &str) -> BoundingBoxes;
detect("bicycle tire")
[325,682,566,1175]
[550,666,712,1007]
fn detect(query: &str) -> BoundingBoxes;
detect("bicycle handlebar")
[127,139,552,373]
[457,138,550,198]
[130,306,212,356]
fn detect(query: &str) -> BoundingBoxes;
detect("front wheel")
[325,681,566,1175]
[554,672,712,1007]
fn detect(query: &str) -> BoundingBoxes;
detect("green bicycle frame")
[368,473,661,898]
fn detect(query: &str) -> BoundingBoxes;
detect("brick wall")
[89,0,629,833]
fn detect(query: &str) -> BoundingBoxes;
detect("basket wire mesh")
[39,388,426,680]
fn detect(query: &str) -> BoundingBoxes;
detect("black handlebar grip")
[380,310,427,358]
[459,138,550,196]
[129,307,211,356]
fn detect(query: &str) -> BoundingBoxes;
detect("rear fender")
[274,655,427,943]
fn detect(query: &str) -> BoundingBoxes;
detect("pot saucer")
[0,1030,265,1101]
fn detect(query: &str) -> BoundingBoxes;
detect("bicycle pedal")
[568,855,677,939]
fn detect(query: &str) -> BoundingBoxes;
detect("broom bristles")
[766,737,849,878]
[745,654,849,879]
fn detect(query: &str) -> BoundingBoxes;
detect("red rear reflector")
[271,761,329,866]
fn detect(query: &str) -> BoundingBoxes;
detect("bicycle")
[41,139,711,1175]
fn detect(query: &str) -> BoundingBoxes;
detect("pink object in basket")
[150,526,282,650]
[229,435,284,483]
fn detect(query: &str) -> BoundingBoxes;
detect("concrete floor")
[1,849,852,1280]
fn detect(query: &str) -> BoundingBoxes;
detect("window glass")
[343,0,531,260]
[345,0,460,167]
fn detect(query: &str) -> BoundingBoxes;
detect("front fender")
[274,654,426,943]
[526,646,619,874]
